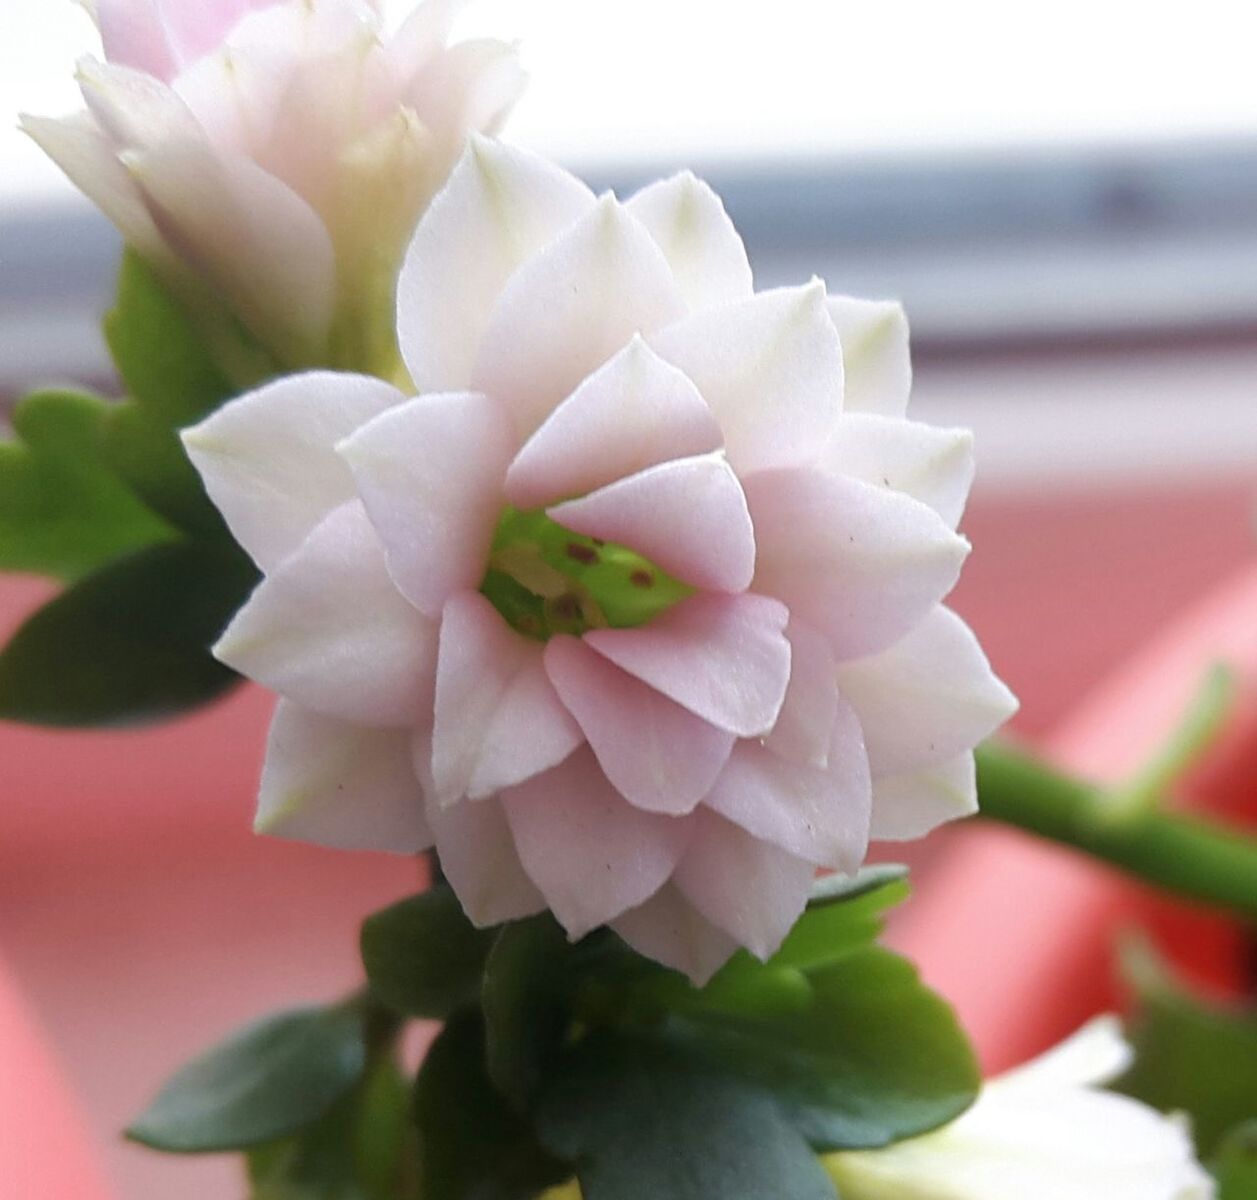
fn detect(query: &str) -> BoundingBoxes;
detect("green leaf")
[0,389,175,581]
[1215,1121,1257,1200]
[415,1009,570,1200]
[536,1033,836,1200]
[129,1003,367,1154]
[1116,939,1257,1158]
[0,537,257,726]
[361,885,499,1020]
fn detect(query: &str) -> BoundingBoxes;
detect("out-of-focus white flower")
[24,0,524,379]
[825,1017,1216,1200]
[182,139,1016,982]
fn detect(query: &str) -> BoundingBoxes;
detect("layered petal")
[182,370,403,571]
[215,503,438,728]
[823,413,974,530]
[97,0,277,80]
[870,753,978,842]
[501,748,693,939]
[504,335,722,511]
[398,137,595,392]
[765,618,839,769]
[338,391,515,616]
[431,592,582,803]
[545,636,734,816]
[585,592,791,737]
[625,171,754,311]
[745,467,970,660]
[836,606,1018,777]
[547,453,755,593]
[473,194,687,440]
[826,295,911,417]
[651,281,842,475]
[255,700,430,852]
[612,883,740,986]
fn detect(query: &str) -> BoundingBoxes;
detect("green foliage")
[361,885,499,1019]
[1215,1121,1257,1200]
[0,538,257,726]
[0,389,175,580]
[129,1003,368,1154]
[414,1010,569,1200]
[1116,939,1257,1158]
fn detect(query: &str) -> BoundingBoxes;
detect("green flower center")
[480,507,695,641]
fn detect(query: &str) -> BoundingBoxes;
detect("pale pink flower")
[183,139,1017,982]
[24,0,524,378]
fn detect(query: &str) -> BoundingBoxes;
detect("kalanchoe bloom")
[824,1017,1216,1200]
[182,138,1016,982]
[24,0,523,380]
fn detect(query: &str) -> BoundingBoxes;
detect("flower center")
[480,507,694,641]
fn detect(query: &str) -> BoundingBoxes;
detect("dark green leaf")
[1116,939,1257,1157]
[361,885,498,1019]
[771,872,911,975]
[0,389,174,581]
[537,1033,836,1200]
[128,1003,367,1154]
[1215,1121,1257,1200]
[415,1009,569,1200]
[0,537,257,726]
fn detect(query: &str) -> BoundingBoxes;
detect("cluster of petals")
[824,1017,1216,1199]
[26,0,523,376]
[184,137,1017,982]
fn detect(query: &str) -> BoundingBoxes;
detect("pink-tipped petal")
[624,171,753,311]
[871,753,978,841]
[745,466,970,660]
[504,335,722,510]
[705,696,871,870]
[398,137,595,393]
[835,606,1019,777]
[338,392,515,617]
[826,295,912,417]
[823,413,974,530]
[545,636,734,816]
[96,0,178,79]
[431,593,582,804]
[473,195,687,441]
[548,453,755,593]
[765,619,839,769]
[256,700,430,852]
[586,593,790,737]
[78,57,201,150]
[182,371,403,571]
[651,281,842,476]
[612,884,740,986]
[501,748,693,940]
[674,809,815,961]
[215,503,438,728]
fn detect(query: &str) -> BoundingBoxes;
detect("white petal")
[870,752,978,841]
[651,281,841,476]
[994,1016,1133,1092]
[215,503,437,728]
[745,467,970,660]
[504,335,722,510]
[706,695,871,870]
[765,618,839,769]
[501,748,693,939]
[612,883,740,986]
[397,137,595,393]
[826,295,912,417]
[406,39,527,151]
[338,391,515,617]
[548,453,755,593]
[585,592,791,737]
[673,809,815,961]
[836,606,1018,776]
[545,635,734,816]
[256,700,430,852]
[431,592,582,804]
[182,371,403,571]
[624,171,753,311]
[822,413,974,530]
[473,194,687,440]
[77,57,199,149]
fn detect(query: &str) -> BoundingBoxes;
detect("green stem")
[975,741,1257,923]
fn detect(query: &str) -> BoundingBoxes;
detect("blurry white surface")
[3,0,1257,209]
